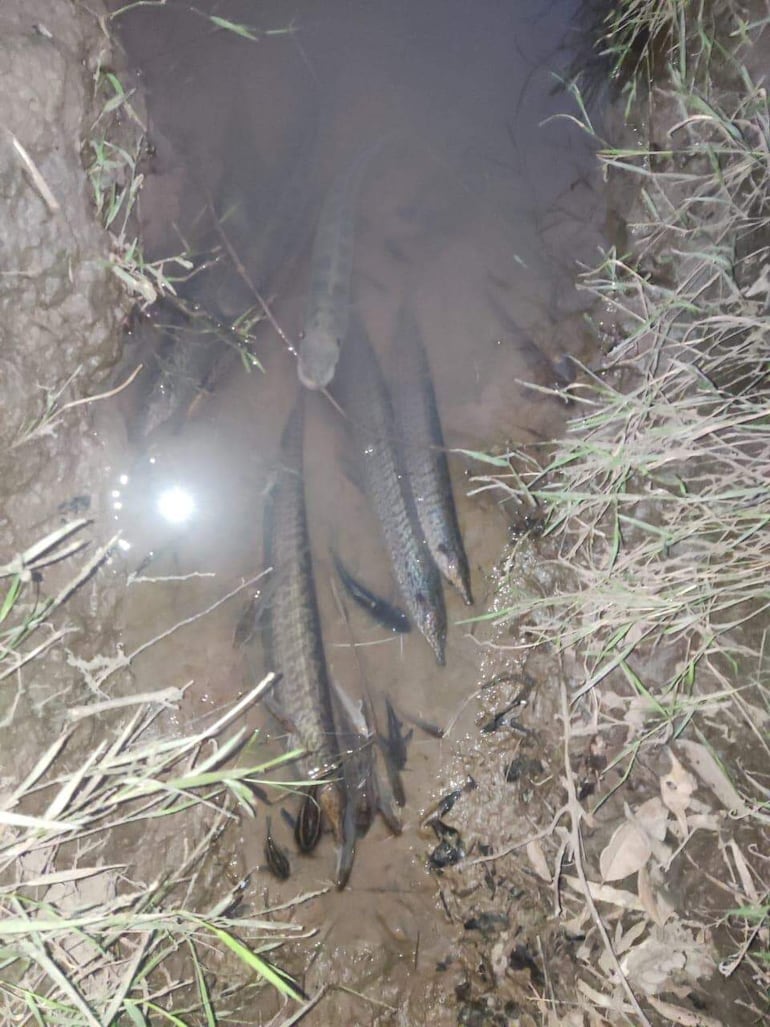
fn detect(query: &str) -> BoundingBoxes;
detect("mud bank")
[0,3,129,739]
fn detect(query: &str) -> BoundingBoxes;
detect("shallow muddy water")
[102,0,605,1018]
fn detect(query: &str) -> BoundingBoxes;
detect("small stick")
[9,132,60,213]
[67,684,190,722]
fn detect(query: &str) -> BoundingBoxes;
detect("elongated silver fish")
[391,306,473,605]
[297,141,382,390]
[334,317,447,664]
[257,395,348,880]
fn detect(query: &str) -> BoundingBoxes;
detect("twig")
[464,804,568,867]
[66,684,191,722]
[9,132,60,213]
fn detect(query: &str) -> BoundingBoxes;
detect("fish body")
[332,551,410,634]
[391,306,473,605]
[335,320,446,663]
[384,696,412,771]
[260,396,347,863]
[298,141,382,390]
[294,787,322,853]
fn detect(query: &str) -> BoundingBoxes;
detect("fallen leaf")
[727,839,760,904]
[620,922,716,996]
[647,996,724,1026]
[677,739,752,817]
[600,820,651,881]
[526,838,552,882]
[633,796,669,841]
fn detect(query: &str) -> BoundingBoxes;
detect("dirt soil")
[0,1,129,743]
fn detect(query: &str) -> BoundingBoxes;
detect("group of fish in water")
[132,138,474,887]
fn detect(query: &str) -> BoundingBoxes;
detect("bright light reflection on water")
[157,485,196,526]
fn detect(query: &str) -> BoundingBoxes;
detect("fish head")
[415,590,447,666]
[297,329,341,390]
[435,544,474,606]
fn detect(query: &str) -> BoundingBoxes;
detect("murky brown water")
[100,0,605,1018]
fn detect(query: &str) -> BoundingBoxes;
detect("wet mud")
[98,0,607,1021]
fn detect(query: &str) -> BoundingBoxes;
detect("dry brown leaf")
[620,922,716,996]
[661,751,697,835]
[633,796,669,841]
[614,918,648,958]
[526,838,552,882]
[677,739,752,817]
[647,996,724,1026]
[600,820,652,882]
[727,838,759,904]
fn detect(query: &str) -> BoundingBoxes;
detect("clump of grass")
[87,66,194,309]
[480,2,770,1001]
[0,525,317,1022]
[491,3,770,708]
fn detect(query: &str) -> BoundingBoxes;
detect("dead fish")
[297,139,385,390]
[334,318,447,663]
[254,395,348,877]
[391,306,473,605]
[264,817,290,880]
[332,551,410,634]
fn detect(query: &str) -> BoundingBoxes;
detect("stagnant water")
[101,0,605,1019]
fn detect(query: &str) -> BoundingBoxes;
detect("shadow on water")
[101,0,605,1018]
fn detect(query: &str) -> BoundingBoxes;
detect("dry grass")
[473,0,770,1017]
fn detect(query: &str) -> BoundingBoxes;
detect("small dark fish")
[332,552,410,634]
[504,756,543,784]
[509,944,545,988]
[400,710,445,739]
[375,739,406,809]
[294,787,323,854]
[384,697,412,770]
[436,788,463,818]
[264,818,290,880]
[427,818,463,848]
[428,839,465,870]
[232,583,272,648]
[463,912,510,936]
[371,736,405,827]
